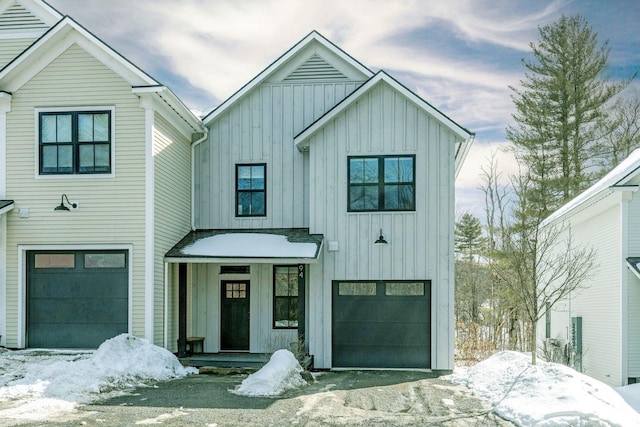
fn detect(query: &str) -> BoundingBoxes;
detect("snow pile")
[617,383,640,413]
[448,351,640,426]
[233,349,307,396]
[0,334,196,421]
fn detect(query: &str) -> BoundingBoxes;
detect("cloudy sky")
[48,0,640,219]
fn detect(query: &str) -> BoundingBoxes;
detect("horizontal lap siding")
[307,81,456,369]
[195,82,361,229]
[154,114,191,346]
[4,44,147,346]
[570,204,621,385]
[0,38,34,69]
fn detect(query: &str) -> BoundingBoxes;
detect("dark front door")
[221,280,250,350]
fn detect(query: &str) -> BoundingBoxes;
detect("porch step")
[181,352,269,369]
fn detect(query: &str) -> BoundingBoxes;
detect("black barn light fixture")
[374,228,388,245]
[54,194,77,211]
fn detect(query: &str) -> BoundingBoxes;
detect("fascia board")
[202,30,373,126]
[0,202,13,216]
[0,17,159,92]
[133,86,204,136]
[295,71,474,150]
[164,256,319,264]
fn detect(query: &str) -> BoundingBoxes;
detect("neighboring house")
[165,31,474,371]
[0,1,204,349]
[540,148,640,386]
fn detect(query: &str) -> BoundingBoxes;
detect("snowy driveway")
[15,370,512,426]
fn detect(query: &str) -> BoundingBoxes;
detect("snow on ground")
[448,351,640,426]
[0,334,196,422]
[232,349,307,397]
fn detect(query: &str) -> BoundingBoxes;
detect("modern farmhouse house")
[165,31,474,371]
[540,149,640,386]
[0,1,474,371]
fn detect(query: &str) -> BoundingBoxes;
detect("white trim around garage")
[16,243,134,348]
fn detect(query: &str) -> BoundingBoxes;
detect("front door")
[220,281,250,350]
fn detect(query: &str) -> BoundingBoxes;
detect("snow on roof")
[541,148,640,227]
[165,228,323,262]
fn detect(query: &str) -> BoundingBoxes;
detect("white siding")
[190,263,297,353]
[194,82,362,229]
[4,44,147,347]
[306,81,457,370]
[0,37,33,69]
[153,113,192,346]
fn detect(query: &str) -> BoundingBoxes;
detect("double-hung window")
[273,266,298,328]
[236,163,266,216]
[39,110,112,175]
[348,155,415,211]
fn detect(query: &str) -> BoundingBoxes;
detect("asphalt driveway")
[17,370,514,426]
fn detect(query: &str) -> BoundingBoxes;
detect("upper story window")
[348,155,415,211]
[39,110,112,175]
[236,163,266,217]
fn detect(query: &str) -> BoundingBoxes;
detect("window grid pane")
[236,164,266,217]
[273,266,298,329]
[348,156,414,212]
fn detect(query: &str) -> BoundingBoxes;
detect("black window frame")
[273,265,298,329]
[347,155,416,212]
[38,110,112,175]
[235,163,267,217]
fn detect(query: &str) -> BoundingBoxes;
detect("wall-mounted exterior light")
[374,229,388,245]
[54,194,77,211]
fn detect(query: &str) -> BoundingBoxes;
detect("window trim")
[273,265,299,329]
[235,163,267,217]
[35,106,116,179]
[347,155,416,212]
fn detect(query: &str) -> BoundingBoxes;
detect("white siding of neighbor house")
[153,113,192,346]
[189,263,298,354]
[305,80,457,370]
[0,38,33,69]
[546,200,623,386]
[626,192,640,378]
[4,44,148,347]
[194,80,363,229]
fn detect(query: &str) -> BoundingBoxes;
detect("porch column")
[297,264,306,355]
[177,263,187,357]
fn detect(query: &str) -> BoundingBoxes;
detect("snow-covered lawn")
[3,341,640,426]
[0,334,196,423]
[448,351,640,426]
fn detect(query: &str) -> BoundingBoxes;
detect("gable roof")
[0,0,61,36]
[0,15,203,134]
[0,199,13,215]
[541,148,640,227]
[202,30,373,125]
[294,70,475,176]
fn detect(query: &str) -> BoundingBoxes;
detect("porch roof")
[165,228,323,264]
[627,257,640,281]
[0,200,14,215]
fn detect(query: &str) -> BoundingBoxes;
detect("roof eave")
[164,256,320,264]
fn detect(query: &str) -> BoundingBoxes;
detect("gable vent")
[0,2,48,31]
[283,54,348,82]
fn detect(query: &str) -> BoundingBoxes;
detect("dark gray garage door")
[332,281,430,368]
[27,250,128,348]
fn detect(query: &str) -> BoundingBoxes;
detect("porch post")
[178,263,187,358]
[297,264,306,355]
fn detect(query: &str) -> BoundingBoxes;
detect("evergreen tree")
[507,15,630,213]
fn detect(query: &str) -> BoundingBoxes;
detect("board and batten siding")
[4,44,148,347]
[626,191,640,378]
[306,81,457,369]
[194,81,362,229]
[189,263,298,353]
[153,113,192,346]
[0,38,34,69]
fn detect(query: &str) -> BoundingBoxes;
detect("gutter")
[191,127,209,230]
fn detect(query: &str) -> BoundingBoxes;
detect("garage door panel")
[29,297,128,323]
[333,344,430,368]
[332,280,431,368]
[28,322,129,349]
[27,250,129,349]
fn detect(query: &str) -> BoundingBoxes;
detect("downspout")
[191,127,208,231]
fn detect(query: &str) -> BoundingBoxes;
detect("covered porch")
[164,228,323,366]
